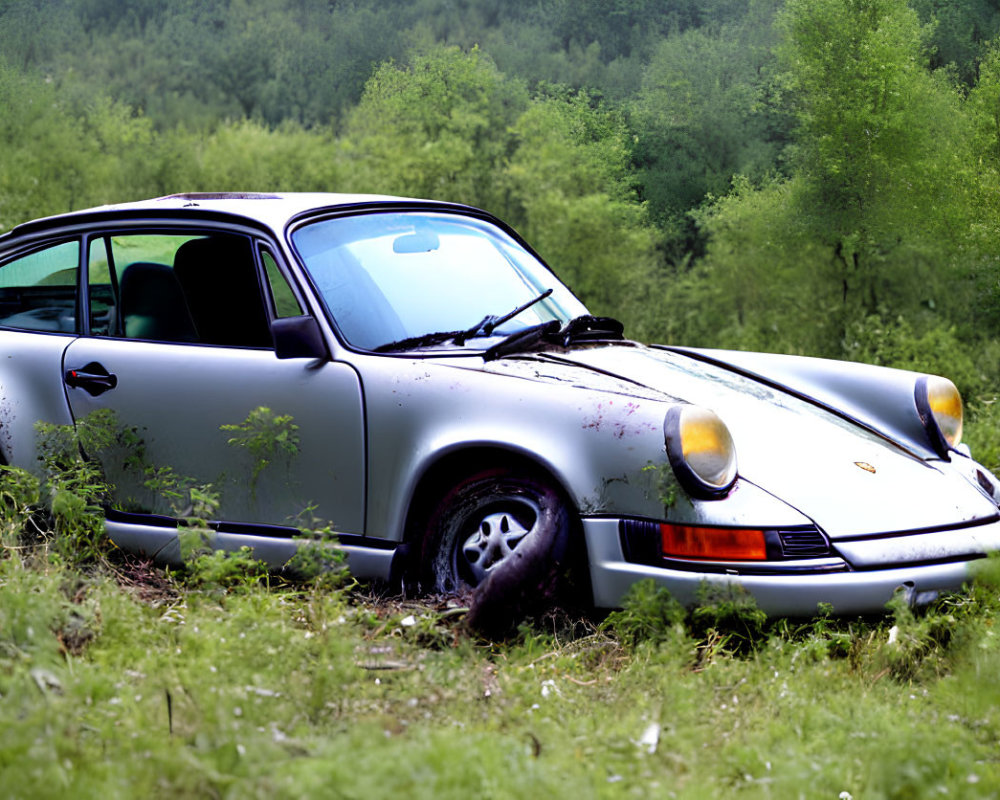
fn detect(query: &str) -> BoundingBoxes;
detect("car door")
[62,226,366,535]
[0,239,82,465]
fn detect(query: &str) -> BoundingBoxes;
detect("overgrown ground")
[4,536,1000,798]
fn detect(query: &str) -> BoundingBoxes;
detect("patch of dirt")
[110,553,180,607]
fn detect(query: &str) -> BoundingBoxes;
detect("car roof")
[0,192,469,243]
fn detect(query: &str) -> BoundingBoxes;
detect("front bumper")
[583,517,1000,616]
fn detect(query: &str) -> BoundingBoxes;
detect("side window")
[0,241,79,333]
[261,249,303,318]
[88,232,273,347]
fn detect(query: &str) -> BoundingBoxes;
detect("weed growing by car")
[0,464,40,551]
[640,461,678,511]
[688,582,769,656]
[31,412,120,565]
[601,578,687,648]
[221,405,300,495]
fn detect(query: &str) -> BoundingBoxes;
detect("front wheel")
[420,468,573,634]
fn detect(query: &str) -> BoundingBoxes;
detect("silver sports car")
[1,193,997,625]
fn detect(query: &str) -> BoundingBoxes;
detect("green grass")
[3,546,1000,799]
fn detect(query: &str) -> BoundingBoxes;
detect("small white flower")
[400,615,417,627]
[887,625,899,645]
[839,792,853,800]
[635,722,660,754]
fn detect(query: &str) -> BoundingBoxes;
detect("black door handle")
[65,362,118,397]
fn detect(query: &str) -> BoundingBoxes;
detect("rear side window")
[0,241,79,333]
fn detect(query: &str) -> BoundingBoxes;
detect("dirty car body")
[2,192,999,619]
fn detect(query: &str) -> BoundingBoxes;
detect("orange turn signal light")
[660,524,767,561]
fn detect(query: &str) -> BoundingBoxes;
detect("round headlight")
[915,375,963,456]
[664,406,738,498]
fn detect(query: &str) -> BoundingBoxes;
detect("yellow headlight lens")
[925,375,963,448]
[666,406,738,496]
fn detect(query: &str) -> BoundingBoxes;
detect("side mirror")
[272,315,329,361]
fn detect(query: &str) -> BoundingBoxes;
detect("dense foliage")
[3,0,1000,457]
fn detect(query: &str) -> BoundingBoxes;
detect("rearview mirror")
[392,230,440,253]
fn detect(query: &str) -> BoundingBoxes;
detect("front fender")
[358,354,673,540]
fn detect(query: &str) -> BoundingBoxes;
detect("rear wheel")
[420,467,572,634]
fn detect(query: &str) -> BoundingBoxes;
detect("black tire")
[420,467,572,635]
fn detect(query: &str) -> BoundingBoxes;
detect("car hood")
[481,343,999,538]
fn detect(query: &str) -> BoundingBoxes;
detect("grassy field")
[3,544,1000,799]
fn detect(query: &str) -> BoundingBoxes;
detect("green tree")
[339,46,529,211]
[686,0,978,358]
[780,0,974,322]
[505,89,659,328]
[962,37,1000,339]
[911,0,1000,86]
[0,62,159,228]
[630,0,789,253]
[164,120,345,194]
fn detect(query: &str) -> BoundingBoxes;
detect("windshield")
[291,211,588,350]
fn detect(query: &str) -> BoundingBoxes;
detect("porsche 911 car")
[1,192,997,626]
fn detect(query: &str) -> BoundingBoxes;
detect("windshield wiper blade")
[371,329,464,353]
[482,315,625,361]
[452,289,554,345]
[372,288,560,354]
[483,320,561,361]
